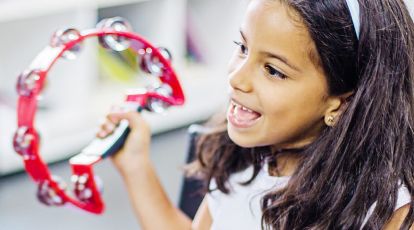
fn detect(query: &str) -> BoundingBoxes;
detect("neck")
[268,147,302,177]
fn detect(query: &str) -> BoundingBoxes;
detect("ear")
[324,91,354,127]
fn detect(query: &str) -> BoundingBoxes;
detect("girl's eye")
[233,41,248,55]
[265,65,288,79]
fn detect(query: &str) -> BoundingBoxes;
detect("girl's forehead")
[246,0,301,28]
[243,0,319,73]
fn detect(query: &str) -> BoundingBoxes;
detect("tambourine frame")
[14,21,185,214]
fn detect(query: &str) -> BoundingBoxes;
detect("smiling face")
[227,0,335,150]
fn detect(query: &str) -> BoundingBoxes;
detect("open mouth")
[231,100,262,123]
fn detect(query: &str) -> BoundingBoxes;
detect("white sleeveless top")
[207,164,411,230]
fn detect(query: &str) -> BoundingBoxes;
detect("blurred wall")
[0,0,249,175]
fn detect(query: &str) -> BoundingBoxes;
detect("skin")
[97,0,411,229]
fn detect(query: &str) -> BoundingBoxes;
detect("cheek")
[261,82,327,135]
[265,79,326,114]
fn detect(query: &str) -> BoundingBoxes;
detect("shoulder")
[383,203,411,230]
[382,184,412,230]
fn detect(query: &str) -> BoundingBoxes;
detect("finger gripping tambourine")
[14,17,185,214]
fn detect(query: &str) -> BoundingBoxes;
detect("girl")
[97,0,414,229]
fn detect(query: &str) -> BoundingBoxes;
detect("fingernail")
[98,131,106,138]
[106,123,115,130]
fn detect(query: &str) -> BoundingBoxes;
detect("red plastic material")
[14,19,185,214]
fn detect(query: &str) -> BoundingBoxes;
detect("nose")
[228,58,253,93]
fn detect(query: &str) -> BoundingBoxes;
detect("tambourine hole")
[147,83,173,96]
[73,174,103,201]
[17,70,42,96]
[36,176,67,206]
[13,126,35,155]
[145,83,173,113]
[51,28,81,47]
[103,35,131,51]
[98,17,132,52]
[51,28,83,59]
[25,74,40,90]
[144,52,166,76]
[148,99,164,113]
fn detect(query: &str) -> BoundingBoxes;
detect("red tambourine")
[13,17,185,214]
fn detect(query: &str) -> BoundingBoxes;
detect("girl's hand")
[97,106,151,174]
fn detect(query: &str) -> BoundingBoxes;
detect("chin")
[227,125,262,148]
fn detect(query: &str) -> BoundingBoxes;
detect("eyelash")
[233,41,248,55]
[233,40,288,80]
[265,65,288,80]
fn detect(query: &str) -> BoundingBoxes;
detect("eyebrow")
[239,29,301,72]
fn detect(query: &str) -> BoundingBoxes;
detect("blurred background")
[0,0,249,229]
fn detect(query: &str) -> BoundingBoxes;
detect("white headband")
[345,0,414,40]
[345,0,361,40]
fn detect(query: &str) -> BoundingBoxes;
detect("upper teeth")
[232,101,253,112]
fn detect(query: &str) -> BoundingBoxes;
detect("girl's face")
[227,0,335,149]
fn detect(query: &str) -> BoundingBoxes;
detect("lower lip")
[227,104,261,128]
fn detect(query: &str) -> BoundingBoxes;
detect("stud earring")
[328,116,334,123]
